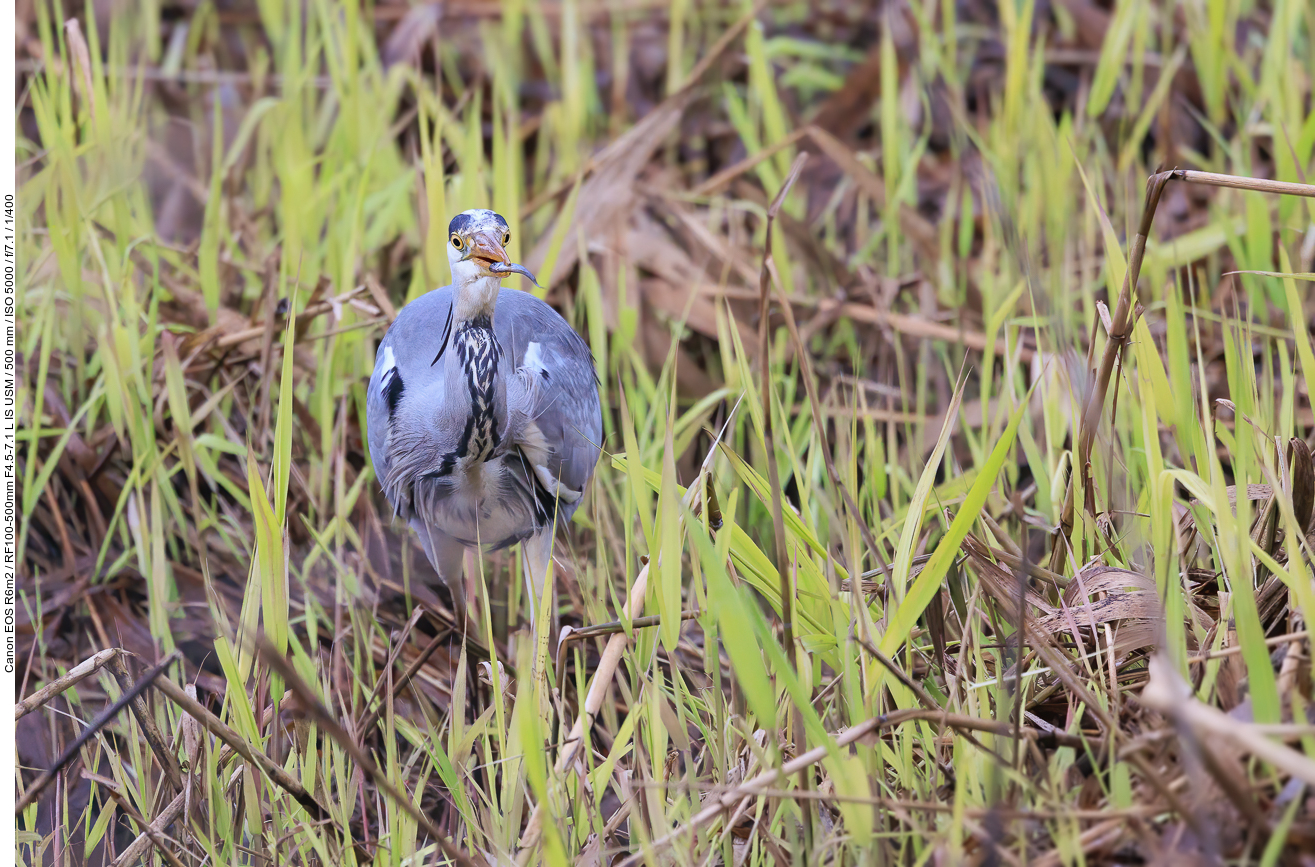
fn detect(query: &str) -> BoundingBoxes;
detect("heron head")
[446,209,539,288]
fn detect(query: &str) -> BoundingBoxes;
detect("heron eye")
[451,235,463,250]
[503,232,511,246]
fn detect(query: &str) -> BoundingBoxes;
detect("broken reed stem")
[103,787,190,867]
[355,606,438,736]
[106,789,188,867]
[107,763,244,867]
[561,609,697,642]
[108,654,186,796]
[1068,173,1171,531]
[1175,170,1315,198]
[554,611,700,688]
[1058,168,1315,562]
[14,647,126,721]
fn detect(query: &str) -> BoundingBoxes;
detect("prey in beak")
[465,231,541,287]
[488,261,540,288]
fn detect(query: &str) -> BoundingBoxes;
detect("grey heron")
[367,209,602,636]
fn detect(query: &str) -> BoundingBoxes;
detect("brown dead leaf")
[1038,591,1162,633]
[1191,483,1273,510]
[1288,438,1314,532]
[527,3,764,288]
[381,3,443,68]
[803,126,940,264]
[1035,565,1212,661]
[838,301,1034,363]
[1060,566,1157,603]
[961,534,1057,618]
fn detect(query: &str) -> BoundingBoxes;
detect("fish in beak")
[489,261,541,287]
[466,231,541,287]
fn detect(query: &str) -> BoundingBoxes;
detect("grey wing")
[494,289,603,519]
[366,286,457,518]
[365,333,395,491]
[365,336,394,487]
[367,288,473,585]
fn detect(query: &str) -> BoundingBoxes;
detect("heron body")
[367,210,602,629]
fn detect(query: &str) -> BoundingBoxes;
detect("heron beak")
[467,231,511,273]
[465,230,541,286]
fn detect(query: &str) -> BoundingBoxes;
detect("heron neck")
[453,275,500,323]
[444,292,505,468]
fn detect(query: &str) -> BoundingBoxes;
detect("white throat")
[453,274,500,322]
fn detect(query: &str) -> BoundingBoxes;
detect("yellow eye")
[503,232,511,246]
[451,234,463,250]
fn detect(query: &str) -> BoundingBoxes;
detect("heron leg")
[462,549,480,633]
[521,530,555,634]
[442,550,473,639]
[415,520,472,635]
[521,529,558,730]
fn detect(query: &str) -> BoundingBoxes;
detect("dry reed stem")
[14,647,126,721]
[106,789,188,867]
[1140,654,1315,787]
[108,654,186,796]
[1176,170,1315,198]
